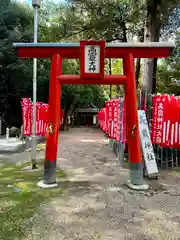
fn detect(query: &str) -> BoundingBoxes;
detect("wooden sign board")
[80,40,105,80]
[85,45,100,73]
[138,110,158,176]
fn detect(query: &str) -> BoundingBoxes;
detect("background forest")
[0,0,179,131]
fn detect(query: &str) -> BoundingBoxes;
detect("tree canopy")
[0,0,179,132]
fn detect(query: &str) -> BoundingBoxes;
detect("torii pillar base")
[37,180,58,189]
[125,180,149,191]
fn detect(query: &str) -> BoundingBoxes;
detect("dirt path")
[24,127,180,240]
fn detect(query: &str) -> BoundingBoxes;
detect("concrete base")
[37,180,58,189]
[125,180,149,191]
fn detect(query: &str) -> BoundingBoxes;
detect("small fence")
[98,94,180,169]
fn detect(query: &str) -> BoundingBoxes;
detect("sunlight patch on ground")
[36,143,46,151]
[80,139,108,143]
[80,139,97,142]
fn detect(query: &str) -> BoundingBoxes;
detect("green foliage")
[0,0,108,130]
[0,0,179,131]
[156,30,180,95]
[104,59,124,98]
[156,62,179,95]
[65,0,132,41]
[0,1,34,130]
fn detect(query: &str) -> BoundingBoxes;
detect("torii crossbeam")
[13,41,175,190]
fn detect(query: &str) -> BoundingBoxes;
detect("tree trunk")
[135,28,144,87]
[135,58,141,87]
[63,102,75,130]
[122,20,127,42]
[152,58,158,93]
[141,0,162,111]
[116,85,120,98]
[150,0,161,94]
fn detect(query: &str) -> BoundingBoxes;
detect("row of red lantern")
[151,95,180,148]
[98,98,126,145]
[21,98,64,136]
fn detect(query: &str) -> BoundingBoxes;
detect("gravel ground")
[3,127,180,240]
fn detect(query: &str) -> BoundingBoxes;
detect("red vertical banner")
[99,95,179,149]
[112,101,115,138]
[102,108,106,132]
[114,100,118,139]
[105,103,107,133]
[100,109,103,129]
[160,95,169,147]
[178,97,180,148]
[40,103,46,135]
[101,109,104,130]
[109,101,113,138]
[29,103,33,136]
[151,96,158,144]
[151,95,164,145]
[161,95,175,147]
[21,98,32,136]
[111,100,115,139]
[177,97,180,148]
[116,99,120,142]
[151,95,180,148]
[36,102,41,136]
[105,102,109,134]
[119,98,123,143]
[174,97,180,148]
[43,104,49,136]
[107,101,112,138]
[21,98,49,136]
[122,98,126,150]
[39,103,44,136]
[100,109,102,130]
[169,96,177,148]
[113,101,115,138]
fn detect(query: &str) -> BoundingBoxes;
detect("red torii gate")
[13,41,174,189]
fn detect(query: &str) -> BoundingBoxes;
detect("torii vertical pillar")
[124,54,148,190]
[40,53,62,187]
